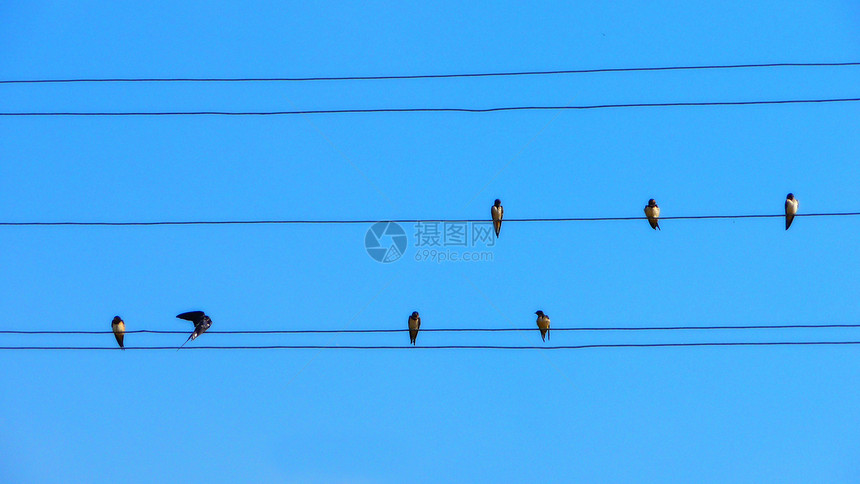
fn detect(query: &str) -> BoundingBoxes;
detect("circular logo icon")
[365,222,408,263]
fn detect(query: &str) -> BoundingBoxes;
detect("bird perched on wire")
[177,311,212,349]
[644,199,660,230]
[491,199,504,238]
[408,311,421,345]
[111,316,125,349]
[535,310,550,342]
[785,193,799,230]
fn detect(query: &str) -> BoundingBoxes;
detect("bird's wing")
[417,317,421,331]
[177,311,205,324]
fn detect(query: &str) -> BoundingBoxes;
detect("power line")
[0,212,857,227]
[2,341,860,350]
[4,323,860,335]
[2,62,859,84]
[1,97,859,117]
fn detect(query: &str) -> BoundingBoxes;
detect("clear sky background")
[2,1,860,482]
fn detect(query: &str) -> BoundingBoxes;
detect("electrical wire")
[0,212,857,227]
[2,341,860,350]
[3,323,860,335]
[2,62,859,84]
[1,97,859,117]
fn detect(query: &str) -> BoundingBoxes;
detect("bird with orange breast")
[535,310,550,342]
[408,311,421,345]
[111,316,125,349]
[644,199,660,230]
[491,199,504,238]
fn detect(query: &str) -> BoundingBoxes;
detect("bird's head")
[648,199,657,207]
[535,310,544,316]
[411,311,419,318]
[494,199,501,207]
[112,316,122,324]
[787,193,795,200]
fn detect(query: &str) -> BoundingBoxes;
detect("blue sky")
[2,1,860,482]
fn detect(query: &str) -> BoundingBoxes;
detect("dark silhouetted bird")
[535,310,550,342]
[491,199,504,238]
[785,193,799,230]
[177,311,212,349]
[644,199,660,230]
[111,316,125,349]
[408,311,421,345]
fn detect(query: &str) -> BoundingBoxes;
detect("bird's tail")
[177,335,193,351]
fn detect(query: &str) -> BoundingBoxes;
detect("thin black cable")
[4,323,860,335]
[1,97,859,116]
[2,62,859,84]
[0,212,857,227]
[2,341,860,350]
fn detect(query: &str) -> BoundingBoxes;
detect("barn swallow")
[535,310,550,342]
[491,199,504,238]
[408,311,421,345]
[785,193,799,230]
[177,311,212,349]
[644,199,660,230]
[111,316,125,349]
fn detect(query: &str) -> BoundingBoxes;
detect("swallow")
[535,310,550,342]
[644,199,660,230]
[408,311,421,345]
[111,316,125,349]
[176,311,212,349]
[491,199,504,238]
[785,193,799,230]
